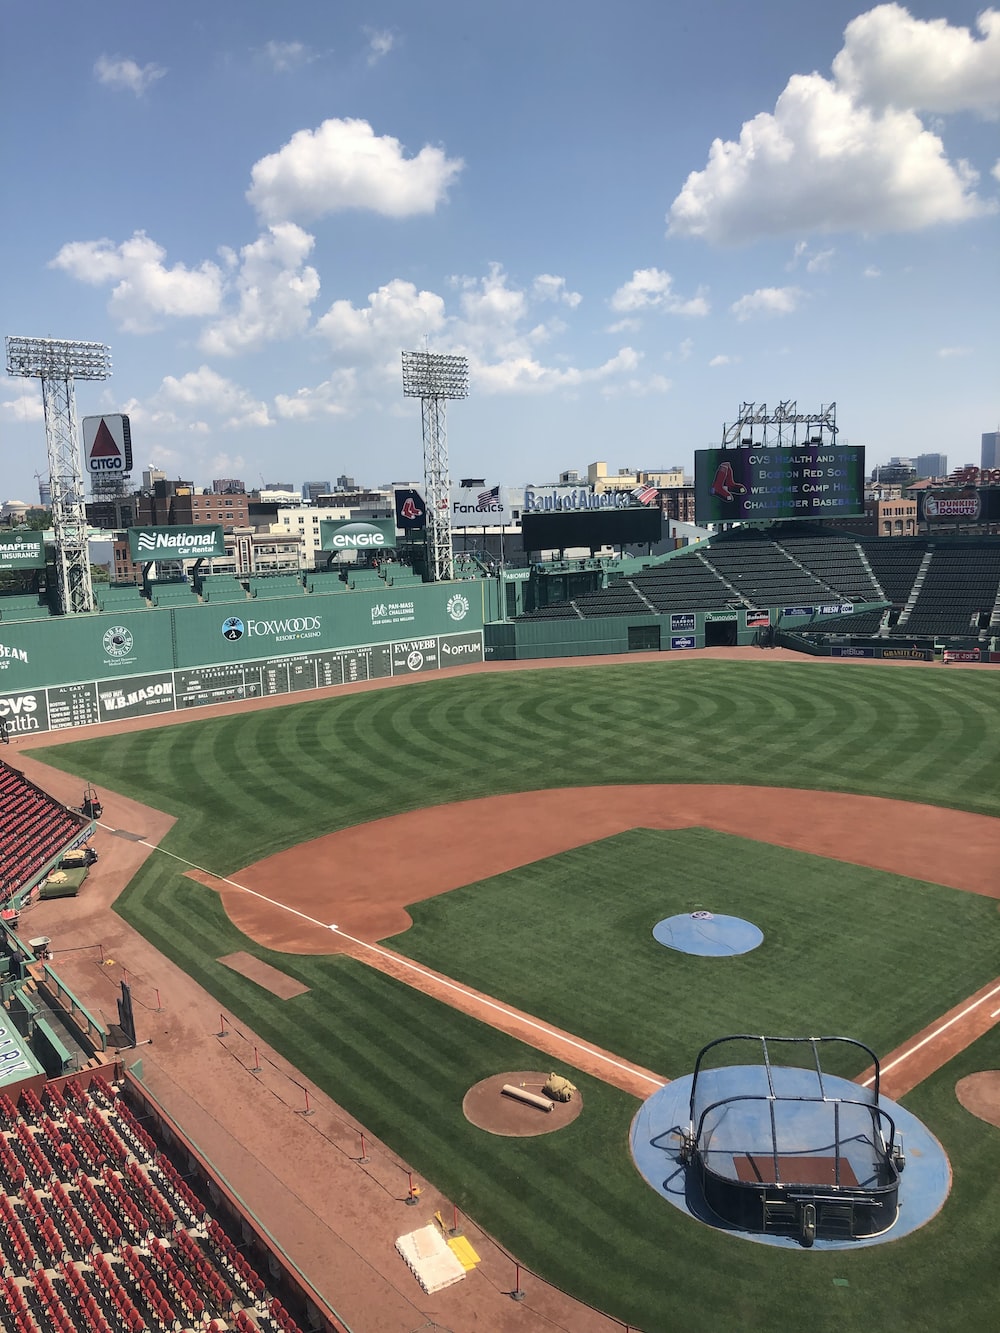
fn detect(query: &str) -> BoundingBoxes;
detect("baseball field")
[33,657,1000,1332]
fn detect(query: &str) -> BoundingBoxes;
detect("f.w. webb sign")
[127,525,226,560]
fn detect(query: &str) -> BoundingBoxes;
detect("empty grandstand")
[0,764,91,902]
[0,1069,345,1332]
[514,528,1000,654]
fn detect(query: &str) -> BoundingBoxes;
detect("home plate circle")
[653,912,763,957]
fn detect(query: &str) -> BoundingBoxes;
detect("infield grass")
[33,659,1000,1333]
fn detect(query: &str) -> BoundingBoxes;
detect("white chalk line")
[128,831,667,1093]
[861,979,1000,1088]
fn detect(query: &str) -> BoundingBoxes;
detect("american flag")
[631,482,659,506]
[478,485,500,506]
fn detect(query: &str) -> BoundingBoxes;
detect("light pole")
[401,350,469,582]
[6,336,112,614]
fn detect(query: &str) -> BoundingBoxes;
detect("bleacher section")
[248,576,305,599]
[304,572,347,594]
[197,576,248,604]
[0,763,88,900]
[514,531,1000,646]
[94,585,148,614]
[776,537,883,602]
[862,542,929,607]
[0,595,51,622]
[147,581,197,608]
[0,1074,321,1333]
[892,547,1000,638]
[624,557,738,612]
[700,541,831,606]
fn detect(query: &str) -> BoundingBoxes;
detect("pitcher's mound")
[463,1071,583,1137]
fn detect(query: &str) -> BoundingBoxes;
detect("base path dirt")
[209,785,1000,956]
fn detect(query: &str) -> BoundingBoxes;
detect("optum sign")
[320,519,396,551]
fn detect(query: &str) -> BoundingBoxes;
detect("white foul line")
[861,978,1000,1088]
[129,832,666,1092]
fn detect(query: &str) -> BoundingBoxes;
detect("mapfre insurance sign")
[83,415,133,477]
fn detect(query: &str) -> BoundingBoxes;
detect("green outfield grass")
[392,827,1000,1079]
[33,659,1000,1333]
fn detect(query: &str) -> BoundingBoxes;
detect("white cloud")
[806,248,835,272]
[0,387,44,422]
[709,354,732,367]
[668,6,997,244]
[473,347,640,395]
[315,263,644,400]
[993,159,1000,183]
[937,345,972,358]
[274,370,358,420]
[669,74,988,243]
[50,232,223,332]
[609,267,709,316]
[600,371,671,399]
[833,4,1000,115]
[157,367,273,430]
[94,54,165,96]
[316,278,446,360]
[365,28,395,65]
[532,274,582,308]
[247,118,463,223]
[263,41,313,73]
[730,286,804,320]
[606,317,640,334]
[864,265,882,277]
[200,224,321,356]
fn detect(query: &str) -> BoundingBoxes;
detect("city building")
[982,432,1000,471]
[135,481,250,530]
[302,481,331,503]
[914,453,947,479]
[587,461,685,494]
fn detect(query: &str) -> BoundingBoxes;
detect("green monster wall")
[0,580,497,736]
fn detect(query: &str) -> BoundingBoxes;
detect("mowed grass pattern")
[392,828,1000,1079]
[35,660,1000,1333]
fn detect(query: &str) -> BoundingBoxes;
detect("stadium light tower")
[401,349,468,582]
[5,336,112,614]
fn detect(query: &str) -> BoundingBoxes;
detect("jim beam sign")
[127,525,226,560]
[83,415,133,477]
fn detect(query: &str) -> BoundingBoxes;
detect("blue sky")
[1,1,998,503]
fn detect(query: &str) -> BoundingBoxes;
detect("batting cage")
[679,1035,904,1244]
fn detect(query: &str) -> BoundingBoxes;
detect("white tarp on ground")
[395,1223,467,1294]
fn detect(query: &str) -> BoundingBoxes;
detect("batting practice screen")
[694,445,865,524]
